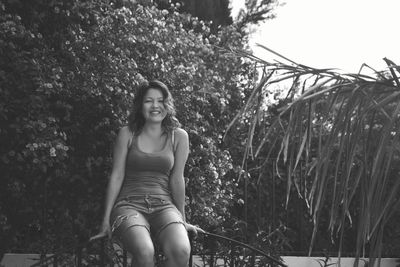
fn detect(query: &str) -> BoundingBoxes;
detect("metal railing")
[199,231,287,267]
[30,231,287,267]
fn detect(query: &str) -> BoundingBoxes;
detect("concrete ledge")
[281,256,399,267]
[2,253,399,267]
[191,256,399,267]
[1,254,41,267]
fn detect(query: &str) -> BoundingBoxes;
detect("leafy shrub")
[0,0,255,253]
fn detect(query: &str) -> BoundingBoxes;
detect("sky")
[231,0,400,74]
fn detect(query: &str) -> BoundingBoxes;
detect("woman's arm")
[169,128,189,221]
[91,126,131,240]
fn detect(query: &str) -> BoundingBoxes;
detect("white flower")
[49,147,56,157]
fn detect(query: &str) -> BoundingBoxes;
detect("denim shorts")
[110,194,184,240]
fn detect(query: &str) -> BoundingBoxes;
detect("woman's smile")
[142,88,167,122]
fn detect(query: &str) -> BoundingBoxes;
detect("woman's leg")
[158,223,190,267]
[120,226,155,267]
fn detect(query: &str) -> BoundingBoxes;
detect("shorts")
[110,194,185,240]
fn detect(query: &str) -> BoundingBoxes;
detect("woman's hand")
[89,221,111,242]
[185,222,205,237]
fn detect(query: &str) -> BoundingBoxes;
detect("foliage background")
[0,0,399,261]
[0,0,260,255]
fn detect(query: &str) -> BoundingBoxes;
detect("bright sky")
[231,0,400,74]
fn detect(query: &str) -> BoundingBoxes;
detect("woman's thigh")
[110,202,150,236]
[110,203,154,251]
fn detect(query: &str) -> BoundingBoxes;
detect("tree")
[156,0,232,32]
[226,46,400,262]
[0,0,269,255]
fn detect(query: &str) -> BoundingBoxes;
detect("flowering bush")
[0,0,255,252]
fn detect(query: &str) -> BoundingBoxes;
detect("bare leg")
[158,223,190,267]
[120,226,155,267]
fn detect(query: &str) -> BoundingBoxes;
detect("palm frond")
[227,45,400,263]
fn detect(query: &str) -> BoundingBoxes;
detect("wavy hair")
[127,80,180,134]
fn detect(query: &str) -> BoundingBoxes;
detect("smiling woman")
[142,88,167,124]
[91,80,203,267]
[129,80,180,134]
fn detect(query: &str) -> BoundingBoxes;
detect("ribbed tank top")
[117,132,175,201]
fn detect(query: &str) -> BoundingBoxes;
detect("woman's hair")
[127,80,181,134]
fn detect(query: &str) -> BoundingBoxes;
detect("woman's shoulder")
[119,125,131,134]
[116,126,134,147]
[171,128,189,153]
[117,126,133,140]
[173,127,188,140]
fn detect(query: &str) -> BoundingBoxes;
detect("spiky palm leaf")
[226,45,400,265]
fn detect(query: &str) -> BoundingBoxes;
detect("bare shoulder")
[117,126,132,142]
[119,125,131,135]
[174,127,188,141]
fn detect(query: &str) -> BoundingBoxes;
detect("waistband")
[117,193,173,203]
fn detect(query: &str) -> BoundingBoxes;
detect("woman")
[91,80,201,267]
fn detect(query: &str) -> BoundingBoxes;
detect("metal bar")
[202,231,287,267]
[53,254,57,267]
[76,247,82,267]
[31,230,287,267]
[230,242,235,267]
[251,251,255,266]
[100,238,105,267]
[123,249,127,267]
[189,232,193,267]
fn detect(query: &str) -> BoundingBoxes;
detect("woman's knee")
[159,223,191,265]
[132,247,155,266]
[121,227,155,265]
[164,241,191,263]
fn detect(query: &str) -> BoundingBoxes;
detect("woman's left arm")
[169,128,189,221]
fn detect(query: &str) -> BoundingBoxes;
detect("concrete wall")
[2,254,399,267]
[1,254,40,267]
[190,256,399,267]
[281,256,399,267]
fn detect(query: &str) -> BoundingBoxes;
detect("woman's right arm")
[90,126,131,240]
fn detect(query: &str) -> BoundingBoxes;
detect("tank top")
[116,131,175,201]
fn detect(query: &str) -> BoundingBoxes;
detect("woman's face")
[142,88,167,123]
